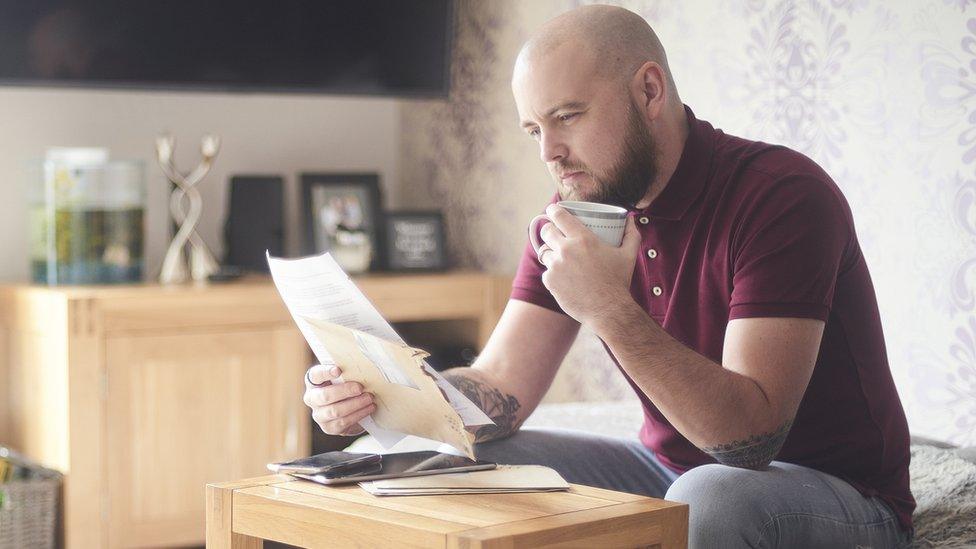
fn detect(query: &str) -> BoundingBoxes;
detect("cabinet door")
[105,327,308,548]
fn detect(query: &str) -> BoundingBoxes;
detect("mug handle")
[528,214,551,255]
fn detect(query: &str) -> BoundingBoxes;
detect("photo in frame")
[382,211,448,271]
[301,173,383,272]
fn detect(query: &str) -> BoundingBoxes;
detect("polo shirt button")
[647,249,658,259]
[638,216,650,225]
[652,286,663,297]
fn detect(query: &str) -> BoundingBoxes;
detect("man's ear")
[631,61,667,121]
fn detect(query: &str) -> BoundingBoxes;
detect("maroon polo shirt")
[511,106,915,531]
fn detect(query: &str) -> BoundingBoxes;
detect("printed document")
[267,252,493,457]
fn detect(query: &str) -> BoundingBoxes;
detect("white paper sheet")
[358,465,570,496]
[267,251,493,451]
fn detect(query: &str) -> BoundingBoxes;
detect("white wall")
[0,87,402,282]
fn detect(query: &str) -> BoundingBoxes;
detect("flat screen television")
[0,1,454,97]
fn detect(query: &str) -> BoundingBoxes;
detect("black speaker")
[223,175,284,272]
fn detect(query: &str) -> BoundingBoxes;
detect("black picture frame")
[382,211,448,271]
[301,173,383,271]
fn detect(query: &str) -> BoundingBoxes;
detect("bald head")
[514,5,678,99]
[510,6,690,209]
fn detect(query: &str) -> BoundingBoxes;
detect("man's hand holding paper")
[302,318,475,458]
[304,364,375,437]
[267,251,493,459]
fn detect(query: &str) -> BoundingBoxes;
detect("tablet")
[291,451,496,485]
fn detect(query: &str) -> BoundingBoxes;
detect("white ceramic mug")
[528,201,629,257]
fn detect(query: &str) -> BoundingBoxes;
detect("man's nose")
[539,132,568,163]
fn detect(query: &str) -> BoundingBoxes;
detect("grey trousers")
[474,427,911,548]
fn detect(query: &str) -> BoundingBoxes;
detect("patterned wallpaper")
[398,0,976,445]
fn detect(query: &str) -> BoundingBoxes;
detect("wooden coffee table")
[207,474,687,548]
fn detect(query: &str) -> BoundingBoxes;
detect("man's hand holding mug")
[527,201,642,325]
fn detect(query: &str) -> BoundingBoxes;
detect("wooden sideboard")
[0,272,511,548]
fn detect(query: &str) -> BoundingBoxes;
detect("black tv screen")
[0,1,454,97]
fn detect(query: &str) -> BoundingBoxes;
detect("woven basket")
[0,467,61,549]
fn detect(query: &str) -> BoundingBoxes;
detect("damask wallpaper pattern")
[398,0,976,445]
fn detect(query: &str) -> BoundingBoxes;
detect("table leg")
[207,483,264,549]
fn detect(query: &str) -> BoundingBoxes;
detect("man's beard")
[556,101,658,208]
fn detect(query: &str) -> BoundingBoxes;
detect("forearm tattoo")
[444,373,522,443]
[702,420,793,469]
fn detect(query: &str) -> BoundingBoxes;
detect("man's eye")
[528,128,540,139]
[558,113,578,122]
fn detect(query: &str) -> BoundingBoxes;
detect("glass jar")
[30,149,146,285]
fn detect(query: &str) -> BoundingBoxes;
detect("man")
[303,5,914,547]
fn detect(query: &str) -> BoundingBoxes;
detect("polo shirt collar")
[634,105,714,221]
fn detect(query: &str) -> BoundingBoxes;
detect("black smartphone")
[267,451,382,475]
[292,451,496,485]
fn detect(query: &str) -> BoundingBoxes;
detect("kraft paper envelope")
[302,317,475,459]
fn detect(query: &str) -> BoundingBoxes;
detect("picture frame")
[301,173,383,272]
[382,211,448,271]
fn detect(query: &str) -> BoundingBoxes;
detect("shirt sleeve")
[510,194,567,315]
[729,176,853,322]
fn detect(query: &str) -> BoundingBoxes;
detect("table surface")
[207,474,688,548]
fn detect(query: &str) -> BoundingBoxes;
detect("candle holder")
[155,133,221,284]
